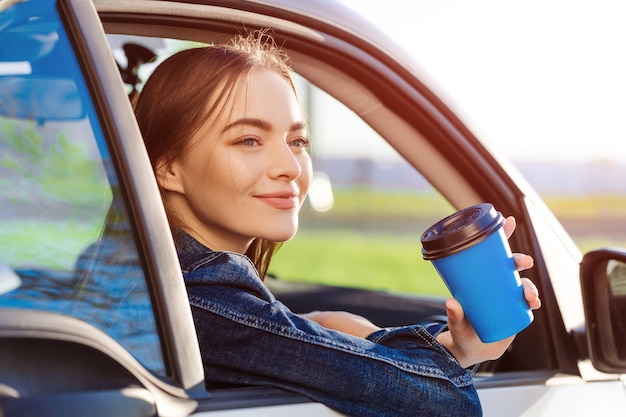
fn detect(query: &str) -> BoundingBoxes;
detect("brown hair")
[134,31,297,278]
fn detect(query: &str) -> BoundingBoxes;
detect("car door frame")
[58,0,205,392]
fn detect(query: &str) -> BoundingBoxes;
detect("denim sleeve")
[187,280,481,417]
[371,323,482,374]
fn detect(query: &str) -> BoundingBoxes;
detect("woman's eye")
[290,137,311,148]
[238,137,260,147]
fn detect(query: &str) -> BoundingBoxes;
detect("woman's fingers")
[521,277,541,309]
[445,297,464,325]
[504,215,535,272]
[503,216,516,239]
[513,253,534,271]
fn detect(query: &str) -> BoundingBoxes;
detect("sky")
[337,0,626,162]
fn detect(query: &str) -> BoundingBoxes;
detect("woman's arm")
[185,248,481,417]
[298,310,382,338]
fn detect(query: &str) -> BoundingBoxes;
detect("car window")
[105,33,455,298]
[0,0,165,375]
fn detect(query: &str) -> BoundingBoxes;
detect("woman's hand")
[436,216,542,369]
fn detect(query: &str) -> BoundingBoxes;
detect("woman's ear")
[155,160,186,194]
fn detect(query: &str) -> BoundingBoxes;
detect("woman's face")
[160,69,312,253]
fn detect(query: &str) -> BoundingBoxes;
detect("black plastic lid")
[420,203,504,260]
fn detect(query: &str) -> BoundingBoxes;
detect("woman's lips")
[255,192,299,209]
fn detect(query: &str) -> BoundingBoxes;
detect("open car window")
[0,0,165,376]
[108,33,455,298]
[104,33,458,339]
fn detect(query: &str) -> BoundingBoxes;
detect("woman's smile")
[254,190,300,210]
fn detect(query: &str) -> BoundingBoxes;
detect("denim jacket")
[176,230,482,417]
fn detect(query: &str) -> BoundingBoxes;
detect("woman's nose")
[268,142,302,179]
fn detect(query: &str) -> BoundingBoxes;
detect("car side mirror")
[580,248,626,373]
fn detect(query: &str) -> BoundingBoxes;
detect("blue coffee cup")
[420,203,533,343]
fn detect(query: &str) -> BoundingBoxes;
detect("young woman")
[134,32,541,417]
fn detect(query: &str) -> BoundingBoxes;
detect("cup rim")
[421,203,504,260]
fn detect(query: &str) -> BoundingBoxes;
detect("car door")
[0,0,200,415]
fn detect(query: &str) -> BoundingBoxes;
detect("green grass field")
[269,229,451,296]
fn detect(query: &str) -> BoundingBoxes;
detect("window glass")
[0,0,165,375]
